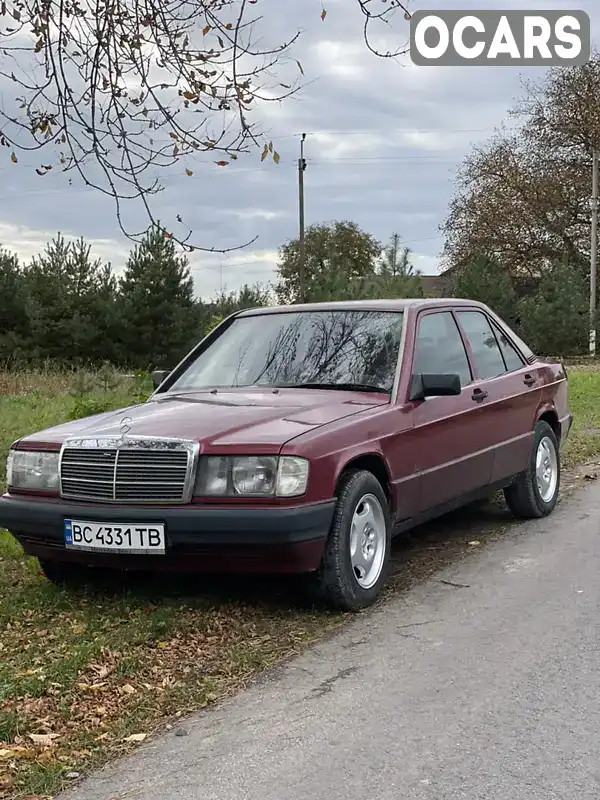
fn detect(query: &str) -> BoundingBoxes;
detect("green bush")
[517,262,590,356]
[68,396,121,421]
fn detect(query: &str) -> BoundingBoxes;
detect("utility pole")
[590,148,599,358]
[298,133,307,303]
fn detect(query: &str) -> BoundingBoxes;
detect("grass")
[0,366,140,399]
[1,367,600,799]
[560,370,600,466]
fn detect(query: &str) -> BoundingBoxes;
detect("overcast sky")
[0,0,597,299]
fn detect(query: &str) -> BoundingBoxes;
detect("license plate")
[64,519,166,555]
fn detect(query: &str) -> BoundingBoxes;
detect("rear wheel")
[504,421,560,519]
[307,469,391,612]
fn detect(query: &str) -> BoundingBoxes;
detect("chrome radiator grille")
[59,437,198,504]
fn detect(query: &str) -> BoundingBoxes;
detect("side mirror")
[409,373,461,401]
[152,369,170,390]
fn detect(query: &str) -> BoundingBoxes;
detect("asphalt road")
[61,480,600,800]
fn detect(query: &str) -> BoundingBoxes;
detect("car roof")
[236,298,488,316]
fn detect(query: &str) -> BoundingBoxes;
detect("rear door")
[409,308,495,513]
[454,308,542,483]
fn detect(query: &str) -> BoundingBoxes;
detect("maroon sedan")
[0,299,572,611]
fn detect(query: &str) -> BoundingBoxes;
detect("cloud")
[0,221,130,268]
[1,0,597,299]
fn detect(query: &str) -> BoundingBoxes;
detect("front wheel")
[307,469,391,612]
[504,421,560,519]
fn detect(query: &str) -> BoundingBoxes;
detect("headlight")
[6,450,60,492]
[195,455,309,498]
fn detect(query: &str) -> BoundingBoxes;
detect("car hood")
[16,388,389,450]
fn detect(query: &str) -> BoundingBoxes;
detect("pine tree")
[518,262,589,356]
[379,233,414,278]
[207,283,271,325]
[24,234,118,364]
[0,247,28,364]
[451,253,518,325]
[118,223,196,367]
[373,233,424,299]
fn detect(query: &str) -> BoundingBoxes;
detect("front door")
[409,309,495,513]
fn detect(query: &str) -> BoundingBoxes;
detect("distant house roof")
[419,263,461,297]
[420,274,451,297]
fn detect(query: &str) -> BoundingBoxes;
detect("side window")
[456,311,506,380]
[414,311,471,387]
[492,321,525,372]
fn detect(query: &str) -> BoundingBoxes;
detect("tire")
[307,469,391,612]
[504,421,560,519]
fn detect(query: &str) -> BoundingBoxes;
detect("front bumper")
[560,412,574,446]
[0,494,336,574]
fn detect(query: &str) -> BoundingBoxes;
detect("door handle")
[471,388,488,402]
[523,374,536,387]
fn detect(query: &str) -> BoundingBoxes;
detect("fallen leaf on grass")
[76,681,108,692]
[36,748,58,764]
[90,664,112,679]
[121,684,136,694]
[0,746,33,759]
[71,622,87,635]
[123,733,147,743]
[28,733,59,747]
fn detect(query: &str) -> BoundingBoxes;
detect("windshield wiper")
[279,382,389,394]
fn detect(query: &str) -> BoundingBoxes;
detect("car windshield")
[168,309,404,394]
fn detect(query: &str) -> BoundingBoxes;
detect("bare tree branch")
[442,57,600,277]
[0,0,411,251]
[357,0,411,58]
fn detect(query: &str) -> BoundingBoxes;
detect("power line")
[0,157,468,200]
[270,125,520,138]
[1,154,482,176]
[0,123,514,176]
